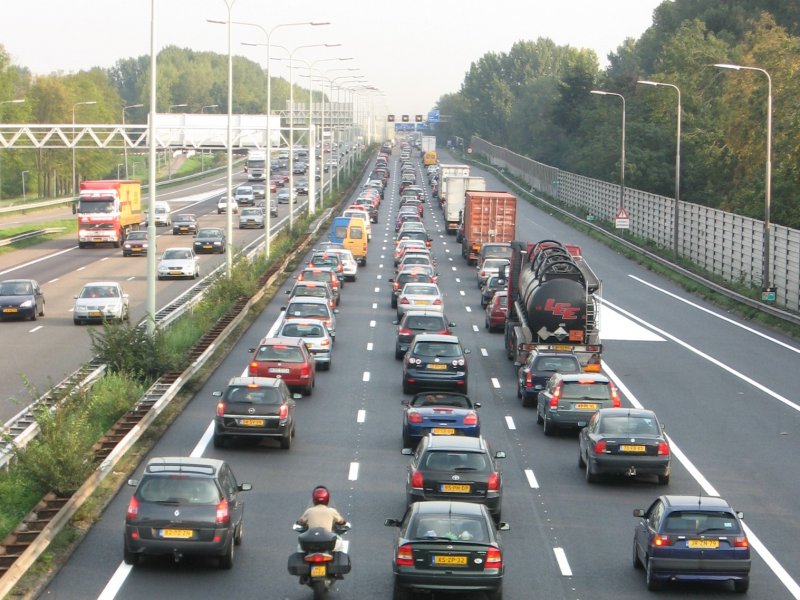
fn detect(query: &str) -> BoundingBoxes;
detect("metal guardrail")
[0,228,67,247]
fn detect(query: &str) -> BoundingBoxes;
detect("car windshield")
[0,282,32,295]
[137,476,220,505]
[411,393,469,408]
[255,344,304,363]
[127,232,147,240]
[280,322,325,338]
[225,385,282,405]
[533,356,580,372]
[197,229,221,238]
[560,381,610,400]
[163,249,191,260]
[598,416,659,435]
[175,215,195,223]
[411,515,488,542]
[404,315,445,331]
[80,285,119,299]
[288,303,329,318]
[663,511,742,535]
[422,451,487,472]
[242,208,260,216]
[294,286,326,298]
[414,342,461,358]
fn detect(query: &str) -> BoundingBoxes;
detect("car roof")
[288,296,330,305]
[413,333,460,344]
[226,376,282,388]
[84,281,120,288]
[402,310,446,318]
[555,373,609,383]
[144,456,224,476]
[595,407,655,419]
[412,500,487,517]
[425,435,485,451]
[660,495,735,511]
[256,336,305,347]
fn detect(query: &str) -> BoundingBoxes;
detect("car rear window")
[533,356,580,372]
[334,225,348,238]
[404,285,437,296]
[411,393,468,408]
[225,385,282,405]
[404,316,446,331]
[288,303,329,318]
[414,342,461,358]
[138,476,220,504]
[412,516,488,542]
[281,322,325,338]
[598,416,659,435]
[255,345,304,363]
[663,511,741,535]
[422,451,487,472]
[560,381,610,400]
[294,286,326,298]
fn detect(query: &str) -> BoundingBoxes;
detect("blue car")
[633,495,751,593]
[401,392,480,449]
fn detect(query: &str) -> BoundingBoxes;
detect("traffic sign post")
[615,207,630,229]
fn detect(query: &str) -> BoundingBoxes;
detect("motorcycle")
[287,522,351,599]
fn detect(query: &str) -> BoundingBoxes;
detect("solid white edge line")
[603,359,800,598]
[553,547,572,576]
[356,410,366,423]
[348,462,359,481]
[96,562,133,600]
[504,416,516,430]
[191,422,214,457]
[524,469,539,489]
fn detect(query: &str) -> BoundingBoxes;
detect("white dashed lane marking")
[367,343,373,351]
[348,462,360,481]
[357,410,366,423]
[480,348,488,356]
[553,548,572,576]
[524,469,539,489]
[504,416,516,430]
[363,372,371,382]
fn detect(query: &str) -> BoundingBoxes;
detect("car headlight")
[20,299,33,308]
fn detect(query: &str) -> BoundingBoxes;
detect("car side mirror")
[292,393,303,400]
[280,306,287,312]
[388,278,394,283]
[464,349,471,355]
[248,348,255,353]
[474,402,481,408]
[285,290,291,294]
[384,518,401,528]
[333,309,339,314]
[497,522,510,531]
[736,511,744,519]
[239,483,253,492]
[127,478,138,487]
[401,448,413,455]
[633,508,645,518]
[449,322,456,327]
[495,451,506,459]
[401,399,409,406]
[212,391,223,397]
[73,295,78,299]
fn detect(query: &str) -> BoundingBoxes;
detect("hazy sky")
[1,0,664,115]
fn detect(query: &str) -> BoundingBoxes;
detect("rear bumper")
[649,556,751,580]
[124,528,232,557]
[394,569,503,593]
[589,454,670,476]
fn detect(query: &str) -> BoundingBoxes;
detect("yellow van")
[343,217,368,266]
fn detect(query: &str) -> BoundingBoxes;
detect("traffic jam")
[98,137,760,600]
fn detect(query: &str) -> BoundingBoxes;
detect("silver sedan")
[396,282,443,318]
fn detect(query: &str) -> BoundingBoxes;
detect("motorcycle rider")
[296,485,346,552]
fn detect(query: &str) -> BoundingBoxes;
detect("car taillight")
[488,472,500,491]
[610,382,621,408]
[216,402,226,417]
[593,440,607,454]
[215,498,230,524]
[463,411,478,426]
[411,470,423,489]
[549,383,562,407]
[279,403,289,420]
[324,319,332,329]
[480,271,486,278]
[525,372,533,388]
[425,240,431,247]
[433,298,442,305]
[392,282,400,290]
[396,543,414,566]
[657,441,669,456]
[320,339,331,347]
[300,365,310,378]
[407,411,423,424]
[304,552,334,563]
[733,536,749,548]
[398,327,413,336]
[485,546,503,569]
[248,361,259,375]
[400,297,410,304]
[652,534,670,547]
[126,496,139,520]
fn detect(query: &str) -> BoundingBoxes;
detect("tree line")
[433,1,800,229]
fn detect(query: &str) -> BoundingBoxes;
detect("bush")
[89,321,178,382]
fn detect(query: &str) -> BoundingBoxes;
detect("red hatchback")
[248,337,315,396]
[484,290,507,333]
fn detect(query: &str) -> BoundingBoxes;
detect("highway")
[28,146,800,600]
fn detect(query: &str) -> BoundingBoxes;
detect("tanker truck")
[504,240,602,370]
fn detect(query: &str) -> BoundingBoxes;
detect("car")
[275,318,333,370]
[123,456,252,568]
[480,275,507,308]
[269,177,282,190]
[194,227,227,254]
[285,281,336,309]
[394,239,426,265]
[477,259,510,289]
[394,310,454,359]
[277,189,296,204]
[579,407,671,484]
[248,337,316,395]
[402,334,469,394]
[390,269,437,308]
[396,253,435,274]
[212,376,298,449]
[397,282,443,318]
[293,161,307,174]
[484,290,507,333]
[395,212,423,232]
[217,196,239,214]
[251,184,266,199]
[281,296,337,339]
[397,229,431,248]
[352,197,378,223]
[152,201,172,227]
[402,435,505,521]
[307,252,345,283]
[122,230,148,256]
[536,372,621,436]
[342,208,372,240]
[632,495,751,592]
[172,213,198,235]
[297,267,340,306]
[385,500,508,600]
[157,247,200,280]
[479,243,513,263]
[517,347,582,407]
[234,185,255,206]
[294,178,309,195]
[0,279,45,321]
[239,207,265,229]
[73,281,129,325]
[401,392,480,449]
[319,247,358,282]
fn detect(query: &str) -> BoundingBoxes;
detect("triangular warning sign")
[616,207,629,219]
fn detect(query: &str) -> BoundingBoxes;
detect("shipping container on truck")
[443,176,485,234]
[436,164,470,202]
[421,136,436,152]
[461,191,516,265]
[77,180,142,248]
[503,240,602,370]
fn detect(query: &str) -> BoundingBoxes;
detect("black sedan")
[193,227,226,254]
[579,408,671,484]
[121,230,148,256]
[403,435,505,521]
[0,279,45,321]
[172,213,198,235]
[516,347,581,408]
[402,334,469,394]
[385,501,508,600]
[394,310,454,359]
[212,376,298,449]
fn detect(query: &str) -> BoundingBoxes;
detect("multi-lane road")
[8,147,800,599]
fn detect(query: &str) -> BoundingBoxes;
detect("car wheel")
[733,579,749,593]
[194,268,200,279]
[218,538,234,569]
[645,557,660,590]
[536,407,544,424]
[484,316,489,330]
[392,580,413,600]
[30,309,37,321]
[38,304,45,318]
[542,414,555,436]
[585,457,598,483]
[234,521,244,546]
[402,429,413,449]
[123,545,138,566]
[578,449,586,468]
[73,319,81,326]
[402,380,411,394]
[395,347,404,360]
[632,539,643,569]
[280,428,292,450]
[486,587,503,600]
[657,472,670,486]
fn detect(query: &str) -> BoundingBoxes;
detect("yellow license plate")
[241,419,265,426]
[161,529,193,539]
[170,271,183,275]
[310,565,326,577]
[620,445,646,452]
[88,310,102,317]
[441,484,471,493]
[574,403,598,410]
[552,345,572,351]
[180,227,188,230]
[3,308,17,313]
[433,555,468,565]
[132,248,142,252]
[203,244,213,248]
[688,539,720,549]
[415,300,430,305]
[432,428,455,435]
[427,364,448,370]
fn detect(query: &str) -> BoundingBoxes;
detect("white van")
[153,201,172,227]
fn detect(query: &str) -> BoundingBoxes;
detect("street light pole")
[122,103,144,179]
[638,80,681,258]
[72,100,97,198]
[590,90,626,211]
[715,63,773,294]
[0,98,25,201]
[21,170,29,200]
